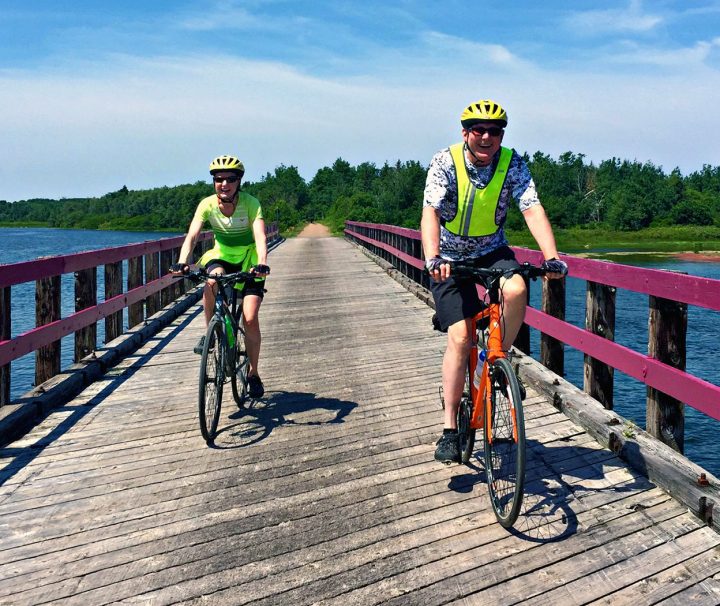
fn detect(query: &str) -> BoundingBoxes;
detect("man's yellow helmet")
[209,155,245,175]
[460,100,508,128]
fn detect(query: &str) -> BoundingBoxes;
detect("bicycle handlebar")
[183,267,259,286]
[450,261,547,285]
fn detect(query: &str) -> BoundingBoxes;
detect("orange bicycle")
[447,261,547,528]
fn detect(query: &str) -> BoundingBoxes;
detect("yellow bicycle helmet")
[209,155,245,175]
[460,100,508,128]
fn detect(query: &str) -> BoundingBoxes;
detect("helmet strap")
[463,139,486,166]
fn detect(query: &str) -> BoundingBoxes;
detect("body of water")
[1,227,181,402]
[528,257,720,477]
[2,227,719,475]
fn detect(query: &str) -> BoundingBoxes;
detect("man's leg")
[442,317,474,429]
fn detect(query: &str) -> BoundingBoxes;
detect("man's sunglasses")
[213,175,240,184]
[468,126,504,137]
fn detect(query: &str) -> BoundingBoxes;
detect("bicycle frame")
[468,301,506,432]
[190,268,253,370]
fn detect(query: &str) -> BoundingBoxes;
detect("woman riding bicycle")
[420,99,567,464]
[171,155,270,399]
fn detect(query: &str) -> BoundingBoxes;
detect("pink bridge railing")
[345,220,720,453]
[0,223,280,408]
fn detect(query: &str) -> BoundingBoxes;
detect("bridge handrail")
[0,223,280,404]
[344,220,720,435]
[345,221,720,311]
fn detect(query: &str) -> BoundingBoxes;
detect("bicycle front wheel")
[456,363,476,464]
[231,322,250,408]
[483,357,526,528]
[198,318,225,444]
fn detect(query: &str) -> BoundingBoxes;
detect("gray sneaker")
[193,336,206,355]
[434,432,460,464]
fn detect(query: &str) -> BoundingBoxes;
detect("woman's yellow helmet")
[460,100,508,128]
[209,155,245,175]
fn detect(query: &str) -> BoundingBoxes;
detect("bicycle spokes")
[483,358,526,528]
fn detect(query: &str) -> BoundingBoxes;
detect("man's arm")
[521,204,560,261]
[421,205,441,260]
[421,205,451,281]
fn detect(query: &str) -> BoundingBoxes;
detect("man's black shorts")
[204,259,266,299]
[430,246,520,331]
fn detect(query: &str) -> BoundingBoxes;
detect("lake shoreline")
[573,250,720,263]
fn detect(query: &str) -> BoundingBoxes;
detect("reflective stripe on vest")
[444,144,512,237]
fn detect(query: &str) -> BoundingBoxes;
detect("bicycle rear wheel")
[231,322,250,408]
[483,357,526,527]
[456,363,476,464]
[198,318,225,444]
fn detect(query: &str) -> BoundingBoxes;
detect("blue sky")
[1,0,719,202]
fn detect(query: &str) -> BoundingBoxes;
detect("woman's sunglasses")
[213,175,240,184]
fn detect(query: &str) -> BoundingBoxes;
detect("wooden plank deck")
[1,235,719,605]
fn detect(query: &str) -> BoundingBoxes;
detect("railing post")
[514,277,531,354]
[413,237,422,285]
[74,268,97,362]
[540,277,565,376]
[104,261,123,343]
[128,256,144,328]
[36,275,61,386]
[584,281,616,409]
[1,286,10,405]
[647,295,687,453]
[145,251,160,317]
[160,249,173,307]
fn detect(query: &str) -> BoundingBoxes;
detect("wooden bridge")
[1,233,720,604]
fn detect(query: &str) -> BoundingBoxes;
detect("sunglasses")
[468,126,504,137]
[213,175,240,184]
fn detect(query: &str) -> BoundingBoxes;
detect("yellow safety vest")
[443,144,512,237]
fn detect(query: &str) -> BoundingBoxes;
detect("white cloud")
[608,37,720,66]
[565,0,664,35]
[1,34,719,203]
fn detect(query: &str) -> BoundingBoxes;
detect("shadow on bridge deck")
[1,236,718,605]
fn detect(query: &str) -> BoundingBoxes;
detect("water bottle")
[473,349,486,389]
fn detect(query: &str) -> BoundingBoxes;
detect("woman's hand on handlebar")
[251,264,270,277]
[169,262,190,275]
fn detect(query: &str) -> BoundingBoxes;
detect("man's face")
[462,122,504,166]
[213,172,241,201]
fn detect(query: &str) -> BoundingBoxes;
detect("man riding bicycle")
[421,99,567,464]
[171,155,269,399]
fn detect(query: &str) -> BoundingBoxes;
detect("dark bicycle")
[186,268,257,445]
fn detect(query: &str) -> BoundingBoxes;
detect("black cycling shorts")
[204,259,266,299]
[430,246,519,331]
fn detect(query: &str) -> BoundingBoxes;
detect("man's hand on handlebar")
[540,257,568,279]
[425,256,451,282]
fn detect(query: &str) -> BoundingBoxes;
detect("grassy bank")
[507,225,720,254]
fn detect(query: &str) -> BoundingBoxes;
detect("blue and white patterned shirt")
[423,146,540,260]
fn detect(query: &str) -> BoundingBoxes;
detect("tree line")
[1,153,719,234]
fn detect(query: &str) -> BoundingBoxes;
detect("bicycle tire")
[456,363,476,464]
[231,322,250,408]
[198,318,225,444]
[483,357,526,528]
